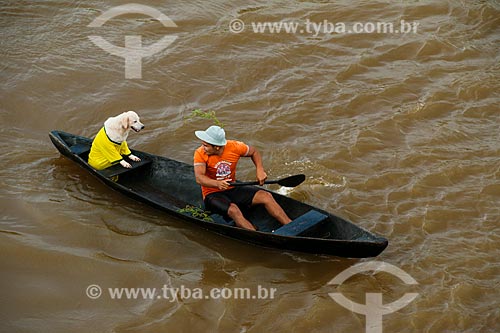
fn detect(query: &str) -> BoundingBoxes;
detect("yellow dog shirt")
[88,127,131,170]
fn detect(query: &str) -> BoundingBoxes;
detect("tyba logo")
[87,3,178,79]
[328,261,418,333]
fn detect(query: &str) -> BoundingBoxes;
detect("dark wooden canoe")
[49,130,388,257]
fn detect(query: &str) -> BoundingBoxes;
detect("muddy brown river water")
[1,1,499,332]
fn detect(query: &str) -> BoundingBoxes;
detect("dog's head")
[120,111,145,133]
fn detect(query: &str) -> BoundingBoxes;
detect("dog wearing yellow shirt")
[88,111,144,170]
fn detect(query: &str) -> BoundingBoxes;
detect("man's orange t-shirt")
[193,140,250,199]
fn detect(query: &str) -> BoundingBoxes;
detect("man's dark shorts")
[204,186,259,216]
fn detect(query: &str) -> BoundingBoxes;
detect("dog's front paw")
[129,154,141,162]
[120,160,132,168]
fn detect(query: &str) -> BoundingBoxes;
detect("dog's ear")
[121,113,130,130]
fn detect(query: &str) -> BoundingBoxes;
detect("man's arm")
[194,164,232,190]
[246,146,267,185]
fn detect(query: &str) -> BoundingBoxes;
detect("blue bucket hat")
[195,125,227,146]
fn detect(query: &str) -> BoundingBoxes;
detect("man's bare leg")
[227,203,256,230]
[252,190,291,225]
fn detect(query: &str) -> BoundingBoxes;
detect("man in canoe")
[194,125,291,231]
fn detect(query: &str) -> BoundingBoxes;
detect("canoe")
[49,130,388,257]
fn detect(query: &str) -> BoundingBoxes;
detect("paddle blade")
[276,174,306,187]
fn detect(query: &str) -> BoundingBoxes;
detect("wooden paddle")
[229,174,305,187]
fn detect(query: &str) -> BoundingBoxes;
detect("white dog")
[88,111,144,170]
